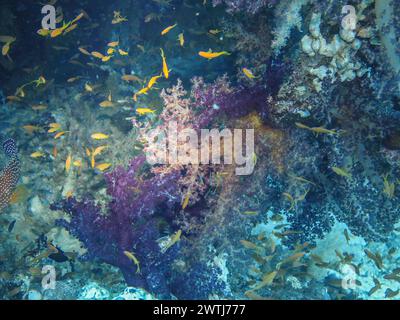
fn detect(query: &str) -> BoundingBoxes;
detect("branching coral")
[139,80,218,209]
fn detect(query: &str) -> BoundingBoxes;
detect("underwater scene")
[0,0,400,301]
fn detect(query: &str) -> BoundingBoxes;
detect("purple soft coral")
[52,155,182,296]
[105,156,181,221]
[51,61,287,297]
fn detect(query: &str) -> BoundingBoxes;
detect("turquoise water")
[1,0,400,300]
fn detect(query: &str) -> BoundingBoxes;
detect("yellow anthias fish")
[251,271,278,291]
[208,29,221,35]
[91,133,109,140]
[160,48,170,79]
[147,74,162,89]
[0,36,16,56]
[31,104,48,111]
[55,7,63,23]
[65,190,74,198]
[242,211,259,216]
[178,33,184,47]
[295,122,339,135]
[6,96,22,102]
[106,47,115,55]
[85,83,93,92]
[331,166,352,178]
[92,145,108,156]
[295,122,310,130]
[23,125,42,134]
[48,122,61,133]
[91,153,95,168]
[144,12,163,23]
[67,76,82,83]
[123,251,140,273]
[35,76,46,87]
[283,192,295,210]
[112,11,128,24]
[136,108,155,115]
[382,174,395,198]
[133,87,150,101]
[50,28,64,38]
[54,131,68,139]
[30,151,45,158]
[199,50,230,59]
[73,160,82,167]
[118,49,128,55]
[37,29,51,36]
[242,68,258,79]
[65,154,72,173]
[107,41,119,47]
[35,76,46,86]
[240,239,259,250]
[53,145,58,158]
[96,163,112,171]
[78,47,91,55]
[50,21,71,38]
[101,55,111,62]
[99,100,114,107]
[15,86,25,97]
[52,45,69,51]
[91,51,104,59]
[64,23,78,34]
[121,74,141,82]
[164,230,182,252]
[288,173,317,186]
[2,42,11,56]
[17,76,46,92]
[0,35,16,43]
[70,12,84,24]
[137,87,149,95]
[161,23,177,35]
[182,191,190,210]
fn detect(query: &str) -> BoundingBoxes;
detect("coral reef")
[1,0,400,301]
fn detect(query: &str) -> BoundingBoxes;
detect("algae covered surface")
[1,0,400,300]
